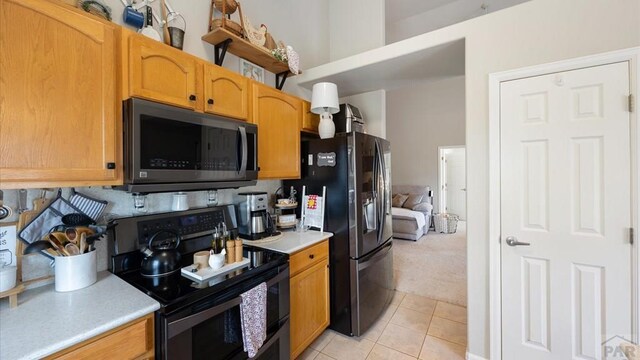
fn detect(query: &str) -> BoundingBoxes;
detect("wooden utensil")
[79,233,87,254]
[48,234,69,256]
[161,0,170,45]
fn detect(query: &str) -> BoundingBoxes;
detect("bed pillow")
[402,194,424,209]
[392,194,409,208]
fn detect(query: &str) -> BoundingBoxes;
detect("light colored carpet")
[393,221,467,306]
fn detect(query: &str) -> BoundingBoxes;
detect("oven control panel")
[137,209,226,245]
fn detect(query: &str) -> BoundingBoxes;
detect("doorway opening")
[438,146,466,220]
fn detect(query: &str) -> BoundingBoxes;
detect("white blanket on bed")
[392,207,426,229]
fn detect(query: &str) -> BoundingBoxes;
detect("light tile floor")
[297,291,467,360]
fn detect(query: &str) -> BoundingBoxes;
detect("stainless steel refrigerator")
[284,132,394,337]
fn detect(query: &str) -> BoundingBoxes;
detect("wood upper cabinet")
[290,240,330,359]
[46,313,154,360]
[251,82,302,179]
[128,33,202,110]
[302,100,320,134]
[0,0,122,188]
[203,64,250,121]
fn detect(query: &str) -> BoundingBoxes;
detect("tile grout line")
[417,305,437,359]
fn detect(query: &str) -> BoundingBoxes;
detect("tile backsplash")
[1,180,281,283]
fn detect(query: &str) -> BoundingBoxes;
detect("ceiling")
[297,39,465,97]
[385,0,458,24]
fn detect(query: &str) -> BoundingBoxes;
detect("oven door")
[160,267,290,360]
[125,98,258,184]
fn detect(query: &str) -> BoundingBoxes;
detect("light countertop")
[0,271,159,360]
[243,230,333,254]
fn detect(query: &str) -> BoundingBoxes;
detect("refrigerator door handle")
[379,140,388,238]
[374,141,384,244]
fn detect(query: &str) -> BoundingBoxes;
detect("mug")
[193,251,210,269]
[171,192,189,211]
[123,6,145,29]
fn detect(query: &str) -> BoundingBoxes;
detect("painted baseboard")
[466,352,489,360]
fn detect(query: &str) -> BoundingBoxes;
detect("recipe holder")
[54,249,97,292]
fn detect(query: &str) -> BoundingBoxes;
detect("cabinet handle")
[106,162,116,169]
[189,94,197,101]
[208,99,214,105]
[309,254,315,259]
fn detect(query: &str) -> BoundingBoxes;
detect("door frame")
[488,47,640,360]
[437,145,466,215]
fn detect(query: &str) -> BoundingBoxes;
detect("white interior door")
[500,62,632,360]
[445,148,466,220]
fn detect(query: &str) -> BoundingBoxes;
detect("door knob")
[506,236,530,246]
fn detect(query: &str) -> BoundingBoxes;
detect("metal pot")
[140,229,182,277]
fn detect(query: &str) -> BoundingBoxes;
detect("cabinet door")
[301,100,320,134]
[290,258,330,358]
[0,0,121,188]
[203,65,250,121]
[252,83,301,179]
[129,34,201,110]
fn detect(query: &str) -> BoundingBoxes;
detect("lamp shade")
[311,82,339,114]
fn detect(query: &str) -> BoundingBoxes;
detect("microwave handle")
[238,126,248,174]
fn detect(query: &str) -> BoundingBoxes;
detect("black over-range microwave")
[117,98,258,193]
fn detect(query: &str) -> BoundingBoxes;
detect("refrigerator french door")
[284,132,393,337]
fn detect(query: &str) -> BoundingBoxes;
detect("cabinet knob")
[189,94,197,101]
[207,99,214,105]
[106,162,116,169]
[309,254,315,259]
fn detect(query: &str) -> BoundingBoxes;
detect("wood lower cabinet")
[290,240,330,359]
[251,82,302,179]
[203,64,250,121]
[45,313,154,360]
[0,0,122,188]
[302,100,320,134]
[128,33,202,111]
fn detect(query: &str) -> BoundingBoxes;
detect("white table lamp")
[311,82,340,139]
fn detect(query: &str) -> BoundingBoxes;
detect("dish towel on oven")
[240,282,267,358]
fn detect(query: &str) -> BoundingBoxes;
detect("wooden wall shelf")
[202,27,299,89]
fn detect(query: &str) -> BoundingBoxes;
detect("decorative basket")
[434,213,459,234]
[212,19,243,38]
[214,0,238,14]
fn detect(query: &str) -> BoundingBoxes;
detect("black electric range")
[107,206,291,359]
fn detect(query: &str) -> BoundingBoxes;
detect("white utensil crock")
[171,192,189,211]
[54,249,97,292]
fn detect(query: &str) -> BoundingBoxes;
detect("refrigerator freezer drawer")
[351,240,394,336]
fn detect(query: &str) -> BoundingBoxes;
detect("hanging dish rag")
[239,282,267,358]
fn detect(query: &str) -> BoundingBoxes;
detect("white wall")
[340,90,387,138]
[386,0,529,44]
[329,0,385,61]
[386,76,465,211]
[103,0,329,96]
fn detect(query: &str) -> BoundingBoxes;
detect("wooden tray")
[181,257,250,282]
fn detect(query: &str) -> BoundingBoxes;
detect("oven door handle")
[167,267,289,339]
[168,297,242,339]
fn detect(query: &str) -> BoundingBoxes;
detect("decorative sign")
[0,223,17,266]
[317,152,336,167]
[303,195,324,229]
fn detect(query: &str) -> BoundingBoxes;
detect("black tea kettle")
[140,229,182,277]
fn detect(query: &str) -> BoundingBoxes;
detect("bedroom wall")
[386,76,465,212]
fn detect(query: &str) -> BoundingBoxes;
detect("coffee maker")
[236,192,278,240]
